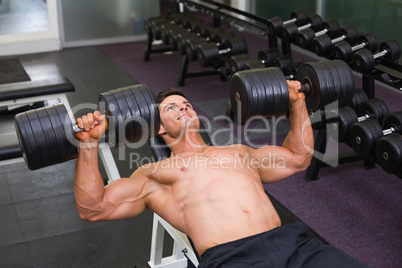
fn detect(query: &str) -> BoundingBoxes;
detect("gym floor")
[1,1,402,268]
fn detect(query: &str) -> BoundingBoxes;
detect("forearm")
[282,99,314,166]
[74,145,105,220]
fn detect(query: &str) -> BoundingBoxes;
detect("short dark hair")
[155,88,186,105]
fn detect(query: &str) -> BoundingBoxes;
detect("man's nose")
[180,104,187,111]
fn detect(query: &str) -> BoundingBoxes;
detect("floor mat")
[0,58,30,84]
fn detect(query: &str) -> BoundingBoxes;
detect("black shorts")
[198,222,369,268]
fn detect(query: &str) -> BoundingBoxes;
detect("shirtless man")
[74,81,369,267]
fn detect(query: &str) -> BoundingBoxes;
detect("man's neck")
[165,131,208,155]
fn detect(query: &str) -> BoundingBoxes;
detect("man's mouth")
[178,114,191,120]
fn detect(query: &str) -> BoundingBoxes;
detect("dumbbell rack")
[304,71,401,181]
[175,0,298,86]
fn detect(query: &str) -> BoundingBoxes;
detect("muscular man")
[74,81,369,267]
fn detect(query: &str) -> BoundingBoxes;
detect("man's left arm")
[249,81,314,183]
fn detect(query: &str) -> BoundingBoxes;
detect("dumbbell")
[151,12,196,40]
[296,19,341,49]
[229,48,281,74]
[14,84,160,170]
[175,26,230,56]
[184,31,233,61]
[375,133,402,175]
[267,10,308,35]
[312,25,359,56]
[353,39,401,73]
[196,37,248,67]
[349,110,402,158]
[349,88,368,113]
[332,33,378,62]
[229,60,355,123]
[309,87,368,131]
[331,98,389,142]
[280,14,323,41]
[144,17,166,36]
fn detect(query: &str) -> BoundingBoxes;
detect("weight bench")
[147,125,212,268]
[0,77,75,162]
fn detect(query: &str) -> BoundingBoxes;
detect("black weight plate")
[54,104,79,162]
[255,68,274,115]
[45,105,68,165]
[318,61,337,108]
[268,67,289,114]
[250,70,265,115]
[196,43,219,67]
[341,25,359,44]
[359,33,378,52]
[349,88,368,112]
[35,107,60,165]
[244,60,266,70]
[307,14,323,31]
[229,71,255,123]
[139,85,160,138]
[26,109,51,170]
[119,87,144,143]
[243,70,260,116]
[110,89,135,146]
[353,49,375,73]
[281,23,298,40]
[267,16,283,34]
[376,134,402,174]
[297,63,322,111]
[176,32,197,55]
[211,32,235,45]
[328,60,355,107]
[14,112,38,170]
[257,48,280,64]
[379,39,401,61]
[349,118,383,157]
[129,85,152,140]
[358,98,389,122]
[320,61,343,108]
[332,41,353,61]
[185,38,206,61]
[229,54,251,74]
[324,19,341,37]
[291,10,308,26]
[296,28,315,48]
[99,91,120,147]
[272,56,293,72]
[382,110,402,133]
[337,106,358,142]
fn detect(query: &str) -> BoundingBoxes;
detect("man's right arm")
[74,112,156,221]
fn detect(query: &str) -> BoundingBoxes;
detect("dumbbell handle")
[284,18,297,25]
[299,83,311,96]
[355,127,395,145]
[373,49,388,59]
[298,23,313,32]
[218,48,231,54]
[351,42,367,52]
[72,124,84,133]
[331,34,347,44]
[314,28,330,37]
[72,118,106,133]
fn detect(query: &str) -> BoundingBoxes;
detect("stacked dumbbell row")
[349,110,402,176]
[269,10,401,77]
[309,87,401,176]
[228,48,303,78]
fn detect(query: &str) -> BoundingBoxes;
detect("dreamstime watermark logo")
[62,99,341,169]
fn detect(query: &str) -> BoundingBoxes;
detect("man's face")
[158,94,199,139]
